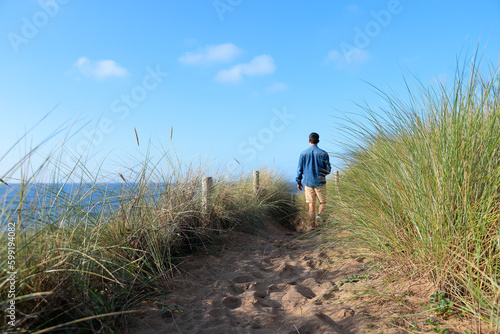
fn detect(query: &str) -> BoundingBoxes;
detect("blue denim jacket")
[296,145,331,187]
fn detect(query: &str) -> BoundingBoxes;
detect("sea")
[1,181,299,228]
[0,183,150,228]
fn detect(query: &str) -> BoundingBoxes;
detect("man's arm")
[318,152,331,177]
[324,153,331,175]
[296,154,304,190]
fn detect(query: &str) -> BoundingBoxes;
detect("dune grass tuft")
[0,144,298,332]
[327,54,500,330]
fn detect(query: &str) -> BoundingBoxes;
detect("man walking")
[296,132,331,230]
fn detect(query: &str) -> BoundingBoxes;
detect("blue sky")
[1,0,499,182]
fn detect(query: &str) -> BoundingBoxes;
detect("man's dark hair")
[309,132,319,144]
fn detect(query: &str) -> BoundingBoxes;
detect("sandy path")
[128,219,475,334]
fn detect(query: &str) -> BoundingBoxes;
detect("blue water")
[0,183,155,228]
[1,181,298,228]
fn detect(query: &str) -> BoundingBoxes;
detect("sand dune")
[128,219,476,334]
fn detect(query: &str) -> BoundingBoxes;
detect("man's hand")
[297,183,303,191]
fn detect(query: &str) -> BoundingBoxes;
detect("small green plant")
[425,318,440,326]
[407,321,422,331]
[339,274,359,286]
[430,325,448,334]
[157,302,180,316]
[338,273,373,286]
[396,297,408,305]
[428,290,454,317]
[402,290,415,297]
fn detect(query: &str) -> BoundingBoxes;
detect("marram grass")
[0,145,298,332]
[329,56,500,330]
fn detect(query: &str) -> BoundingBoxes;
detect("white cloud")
[74,57,128,80]
[215,55,276,83]
[266,82,289,93]
[178,43,242,66]
[325,48,370,69]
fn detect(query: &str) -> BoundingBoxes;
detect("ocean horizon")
[1,181,298,227]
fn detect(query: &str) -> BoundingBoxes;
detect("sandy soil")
[127,219,478,334]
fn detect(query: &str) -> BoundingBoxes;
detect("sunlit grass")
[327,54,500,331]
[0,141,298,332]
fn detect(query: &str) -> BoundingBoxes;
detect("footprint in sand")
[314,268,327,280]
[251,271,265,279]
[286,321,320,334]
[306,258,322,268]
[253,290,282,308]
[278,263,302,279]
[214,280,246,295]
[295,285,316,299]
[250,261,274,273]
[230,283,245,295]
[221,296,242,309]
[232,275,255,283]
[266,284,284,293]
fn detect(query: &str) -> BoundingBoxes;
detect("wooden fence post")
[202,176,213,227]
[253,171,260,195]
